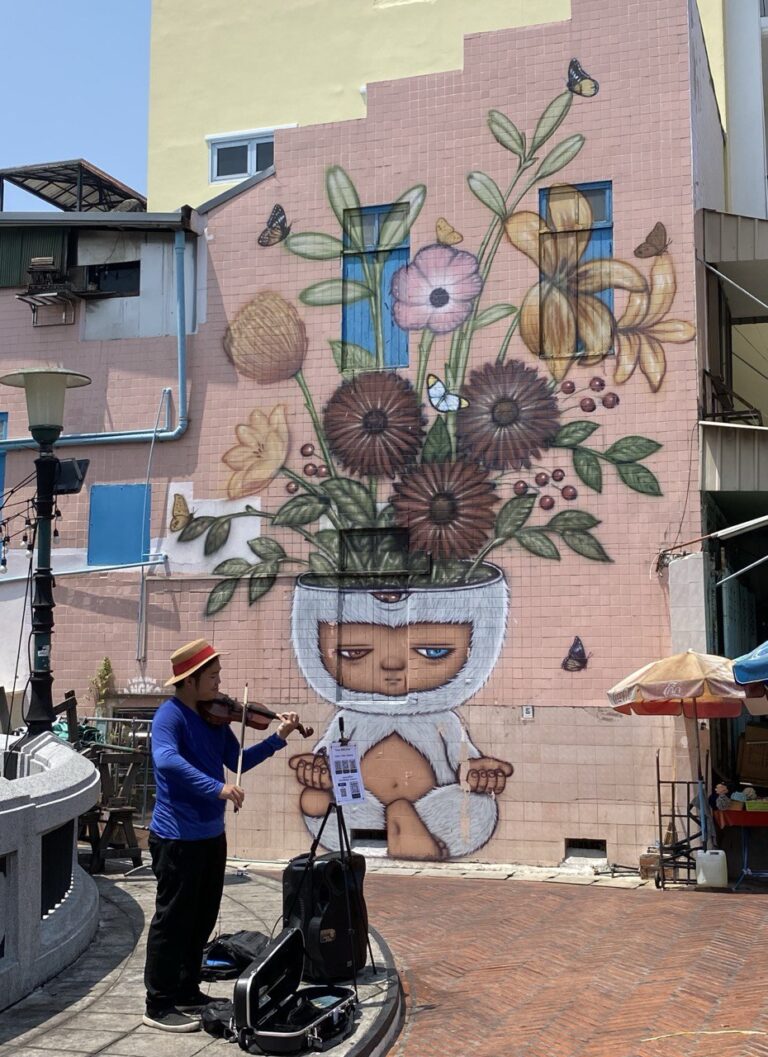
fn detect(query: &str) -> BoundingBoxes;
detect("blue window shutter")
[87,483,150,566]
[341,252,375,362]
[0,413,7,505]
[381,246,408,367]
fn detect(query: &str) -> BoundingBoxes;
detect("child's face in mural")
[318,622,471,696]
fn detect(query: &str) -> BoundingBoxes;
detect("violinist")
[143,638,300,1034]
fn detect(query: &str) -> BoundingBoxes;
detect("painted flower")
[324,371,425,478]
[504,185,646,380]
[223,404,289,499]
[614,253,696,392]
[224,292,308,384]
[391,459,498,559]
[391,244,483,334]
[457,360,561,470]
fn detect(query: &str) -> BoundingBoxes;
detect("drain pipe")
[0,229,190,452]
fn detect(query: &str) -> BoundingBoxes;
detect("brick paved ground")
[366,875,768,1057]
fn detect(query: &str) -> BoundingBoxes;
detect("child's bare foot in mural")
[460,758,513,794]
[386,798,449,861]
[290,752,333,817]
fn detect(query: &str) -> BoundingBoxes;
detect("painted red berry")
[552,468,565,482]
[602,392,620,409]
[535,472,549,486]
[560,380,576,395]
[513,480,528,496]
[561,485,578,501]
[580,397,596,413]
[304,463,318,476]
[539,495,556,511]
[589,377,606,392]
[316,465,329,478]
[300,443,315,457]
[286,482,299,494]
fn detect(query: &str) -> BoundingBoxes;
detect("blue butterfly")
[427,374,469,413]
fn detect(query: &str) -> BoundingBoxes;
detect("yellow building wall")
[696,0,726,127]
[148,0,571,210]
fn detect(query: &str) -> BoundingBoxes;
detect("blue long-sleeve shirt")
[149,696,287,840]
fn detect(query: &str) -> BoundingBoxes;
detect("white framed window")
[206,125,296,184]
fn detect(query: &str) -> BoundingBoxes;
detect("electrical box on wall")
[521,705,534,720]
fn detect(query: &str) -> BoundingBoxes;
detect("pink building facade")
[0,0,712,866]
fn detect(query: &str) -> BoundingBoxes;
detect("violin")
[198,693,314,739]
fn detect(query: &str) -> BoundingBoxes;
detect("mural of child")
[289,569,513,860]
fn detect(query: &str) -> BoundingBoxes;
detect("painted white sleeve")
[442,713,482,771]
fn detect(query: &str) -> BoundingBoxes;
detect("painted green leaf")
[329,339,376,373]
[604,436,663,463]
[531,92,573,153]
[178,516,214,542]
[514,528,561,560]
[206,578,238,616]
[272,494,329,527]
[376,505,397,527]
[474,304,517,330]
[284,232,344,260]
[247,537,286,561]
[309,552,337,576]
[561,530,612,562]
[547,510,600,532]
[536,134,585,180]
[467,172,508,218]
[430,558,470,584]
[212,558,251,577]
[378,186,427,251]
[552,421,600,447]
[315,529,340,557]
[616,462,663,496]
[496,495,536,538]
[248,571,277,605]
[300,279,370,306]
[573,448,603,492]
[421,417,451,464]
[326,166,364,249]
[249,559,279,577]
[322,477,376,526]
[205,518,232,555]
[487,109,526,158]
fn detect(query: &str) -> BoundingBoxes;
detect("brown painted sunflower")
[391,459,498,559]
[323,372,425,478]
[457,360,561,471]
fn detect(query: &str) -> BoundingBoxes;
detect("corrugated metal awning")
[0,159,146,212]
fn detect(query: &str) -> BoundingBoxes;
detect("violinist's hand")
[276,711,300,740]
[289,751,332,790]
[219,783,245,809]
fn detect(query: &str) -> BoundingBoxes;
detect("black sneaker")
[176,990,225,1012]
[142,1007,201,1032]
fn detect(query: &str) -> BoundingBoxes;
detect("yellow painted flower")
[223,405,289,499]
[614,253,695,392]
[504,185,646,381]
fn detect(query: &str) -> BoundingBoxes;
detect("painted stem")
[495,312,520,365]
[414,329,435,399]
[463,537,504,582]
[278,467,344,531]
[372,257,386,369]
[293,369,336,474]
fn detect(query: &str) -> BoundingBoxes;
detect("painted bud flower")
[224,292,308,384]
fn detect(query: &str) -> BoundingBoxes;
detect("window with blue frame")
[538,181,613,359]
[87,483,150,566]
[342,204,409,369]
[0,413,6,508]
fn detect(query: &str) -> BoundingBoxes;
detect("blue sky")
[0,1,151,210]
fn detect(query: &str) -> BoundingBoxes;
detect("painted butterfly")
[169,493,192,533]
[567,58,599,98]
[561,636,590,672]
[633,221,671,259]
[427,373,469,413]
[435,217,463,246]
[257,204,292,247]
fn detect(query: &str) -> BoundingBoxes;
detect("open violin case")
[233,928,357,1054]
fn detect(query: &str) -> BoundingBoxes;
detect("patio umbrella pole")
[691,699,710,850]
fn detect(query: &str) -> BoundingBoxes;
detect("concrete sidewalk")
[0,863,401,1057]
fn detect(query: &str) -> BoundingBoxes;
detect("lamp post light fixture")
[0,368,91,736]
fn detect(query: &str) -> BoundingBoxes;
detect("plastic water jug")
[694,849,728,887]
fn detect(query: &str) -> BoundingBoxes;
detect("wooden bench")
[78,746,146,874]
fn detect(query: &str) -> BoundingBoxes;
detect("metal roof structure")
[0,160,147,213]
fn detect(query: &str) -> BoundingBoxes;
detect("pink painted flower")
[391,244,483,334]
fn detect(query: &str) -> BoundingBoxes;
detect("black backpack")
[201,930,270,980]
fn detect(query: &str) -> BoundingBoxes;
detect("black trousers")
[144,831,227,1013]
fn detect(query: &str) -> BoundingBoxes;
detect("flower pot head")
[291,565,508,714]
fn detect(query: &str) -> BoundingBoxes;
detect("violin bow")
[234,682,248,813]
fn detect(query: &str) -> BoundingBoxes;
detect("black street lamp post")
[0,368,91,736]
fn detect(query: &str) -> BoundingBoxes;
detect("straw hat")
[164,639,222,686]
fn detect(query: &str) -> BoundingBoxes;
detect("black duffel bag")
[201,930,270,980]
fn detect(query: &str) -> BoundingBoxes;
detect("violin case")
[232,928,357,1054]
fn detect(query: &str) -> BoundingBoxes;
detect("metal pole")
[27,445,58,735]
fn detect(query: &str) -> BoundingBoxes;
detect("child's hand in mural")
[460,758,513,795]
[289,751,333,818]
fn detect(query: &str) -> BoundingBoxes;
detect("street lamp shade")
[0,368,91,444]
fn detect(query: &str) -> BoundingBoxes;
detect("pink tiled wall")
[0,0,702,866]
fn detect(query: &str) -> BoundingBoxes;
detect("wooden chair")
[78,746,146,873]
